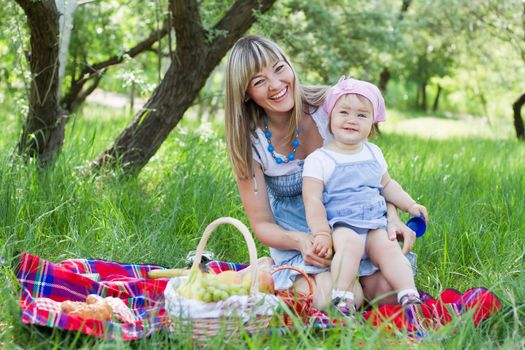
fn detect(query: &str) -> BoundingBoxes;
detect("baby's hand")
[408,203,429,222]
[313,232,333,259]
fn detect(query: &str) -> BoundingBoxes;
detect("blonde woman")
[224,35,417,310]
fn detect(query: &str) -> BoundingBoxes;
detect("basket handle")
[271,265,314,297]
[190,217,258,294]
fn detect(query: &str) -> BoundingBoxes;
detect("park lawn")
[0,103,524,349]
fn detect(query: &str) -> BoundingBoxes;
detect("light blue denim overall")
[268,145,417,290]
[321,142,417,275]
[322,143,388,230]
[266,162,416,291]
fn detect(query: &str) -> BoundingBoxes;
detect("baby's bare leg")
[308,271,364,310]
[331,226,364,294]
[309,271,332,309]
[366,228,415,291]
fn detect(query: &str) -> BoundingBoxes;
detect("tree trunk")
[398,0,412,20]
[94,0,276,174]
[378,68,390,92]
[479,92,491,126]
[421,81,427,111]
[415,84,420,109]
[15,0,65,163]
[512,92,525,140]
[376,0,411,95]
[514,4,525,139]
[432,84,442,112]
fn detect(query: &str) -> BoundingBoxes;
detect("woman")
[224,35,417,309]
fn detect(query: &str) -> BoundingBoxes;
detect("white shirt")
[302,142,388,183]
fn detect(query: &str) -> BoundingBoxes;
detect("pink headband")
[323,76,386,123]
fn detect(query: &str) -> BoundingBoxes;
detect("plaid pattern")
[17,253,168,340]
[291,287,500,337]
[17,253,500,340]
[207,261,248,274]
[357,288,500,336]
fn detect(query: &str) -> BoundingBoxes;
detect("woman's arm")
[237,162,331,267]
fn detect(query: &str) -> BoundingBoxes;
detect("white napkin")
[164,276,279,321]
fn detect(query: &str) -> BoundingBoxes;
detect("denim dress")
[265,163,331,290]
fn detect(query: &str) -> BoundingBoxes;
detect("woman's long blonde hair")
[225,35,327,180]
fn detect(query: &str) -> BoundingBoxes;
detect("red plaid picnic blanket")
[207,261,502,336]
[17,253,501,340]
[362,288,501,335]
[17,252,168,340]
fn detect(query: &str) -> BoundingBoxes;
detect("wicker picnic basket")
[271,265,314,326]
[165,217,274,342]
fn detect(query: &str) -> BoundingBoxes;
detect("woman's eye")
[358,114,368,118]
[253,79,264,87]
[275,64,285,72]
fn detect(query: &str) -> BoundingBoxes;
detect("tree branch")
[209,0,277,59]
[61,20,170,111]
[93,0,277,174]
[83,20,170,84]
[70,71,105,112]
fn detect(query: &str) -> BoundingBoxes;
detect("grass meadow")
[0,99,524,349]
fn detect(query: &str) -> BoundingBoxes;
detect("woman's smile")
[246,60,295,116]
[269,86,288,101]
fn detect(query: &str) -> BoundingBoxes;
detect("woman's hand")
[387,218,416,254]
[299,234,331,267]
[386,202,417,254]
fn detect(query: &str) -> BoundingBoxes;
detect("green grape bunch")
[176,269,250,302]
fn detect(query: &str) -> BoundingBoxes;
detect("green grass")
[1,101,524,348]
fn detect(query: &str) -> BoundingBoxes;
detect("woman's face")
[245,60,295,117]
[330,94,374,147]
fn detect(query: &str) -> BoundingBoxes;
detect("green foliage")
[250,0,525,118]
[3,0,524,136]
[0,1,30,122]
[253,0,403,84]
[0,3,28,90]
[432,0,525,117]
[65,0,170,95]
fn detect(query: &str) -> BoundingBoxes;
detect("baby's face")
[330,94,374,146]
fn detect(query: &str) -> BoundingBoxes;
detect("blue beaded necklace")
[262,114,300,164]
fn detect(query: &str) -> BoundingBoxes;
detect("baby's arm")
[381,172,429,222]
[302,177,333,258]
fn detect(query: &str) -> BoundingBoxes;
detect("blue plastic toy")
[406,214,427,238]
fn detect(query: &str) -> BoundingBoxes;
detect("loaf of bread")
[61,294,112,321]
